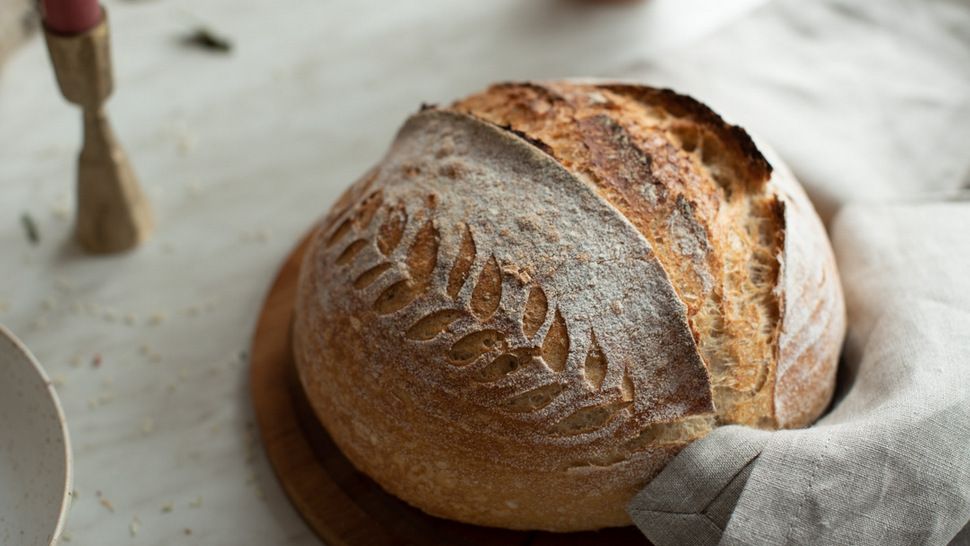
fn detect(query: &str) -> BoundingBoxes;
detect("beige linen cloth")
[624,0,970,544]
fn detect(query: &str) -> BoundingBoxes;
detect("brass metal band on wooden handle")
[44,10,153,254]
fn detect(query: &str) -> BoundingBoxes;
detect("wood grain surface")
[249,231,650,545]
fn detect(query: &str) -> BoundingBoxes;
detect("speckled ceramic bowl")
[0,325,72,546]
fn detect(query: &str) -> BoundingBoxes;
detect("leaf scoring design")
[406,220,439,285]
[551,363,636,436]
[331,197,632,439]
[326,219,352,248]
[470,256,502,321]
[448,330,506,365]
[474,349,535,383]
[336,239,368,265]
[373,220,439,315]
[541,309,569,372]
[621,366,635,402]
[552,401,630,435]
[406,310,465,341]
[504,383,564,412]
[377,204,407,256]
[374,280,416,315]
[355,191,384,228]
[522,285,547,339]
[354,263,392,289]
[447,224,476,298]
[328,189,383,250]
[583,333,607,390]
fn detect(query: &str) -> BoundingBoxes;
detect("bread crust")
[293,82,845,531]
[761,145,845,427]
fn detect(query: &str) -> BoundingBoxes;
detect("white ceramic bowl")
[0,325,72,546]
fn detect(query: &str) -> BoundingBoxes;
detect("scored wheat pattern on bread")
[324,191,642,438]
[293,84,846,531]
[305,109,718,459]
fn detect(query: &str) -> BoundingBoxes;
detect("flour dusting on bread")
[293,82,845,531]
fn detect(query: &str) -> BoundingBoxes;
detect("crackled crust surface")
[293,82,845,531]
[453,82,787,428]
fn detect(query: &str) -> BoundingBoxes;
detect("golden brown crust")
[451,82,785,427]
[597,84,772,185]
[759,145,845,427]
[293,82,845,531]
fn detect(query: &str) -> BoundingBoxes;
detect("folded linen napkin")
[623,0,970,543]
[630,201,970,545]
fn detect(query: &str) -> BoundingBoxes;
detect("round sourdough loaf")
[293,82,845,532]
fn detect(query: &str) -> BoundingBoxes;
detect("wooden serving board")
[250,231,649,546]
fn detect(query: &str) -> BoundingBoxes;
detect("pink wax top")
[43,0,102,35]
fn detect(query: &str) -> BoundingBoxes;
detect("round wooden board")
[250,231,650,546]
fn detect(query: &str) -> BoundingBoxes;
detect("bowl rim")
[0,324,73,546]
